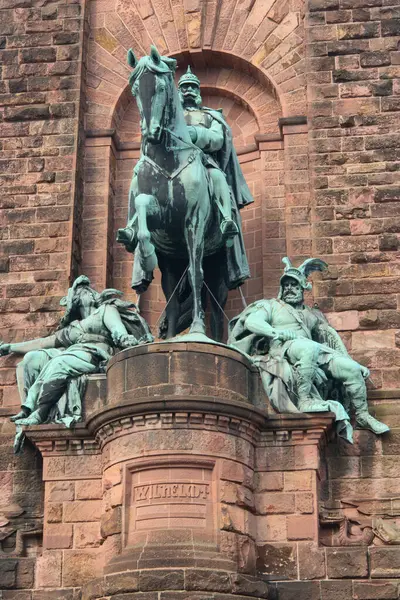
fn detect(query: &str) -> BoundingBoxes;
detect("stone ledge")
[106,341,259,372]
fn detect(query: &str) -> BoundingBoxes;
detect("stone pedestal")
[25,342,334,599]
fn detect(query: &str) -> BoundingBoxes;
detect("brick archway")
[86,0,306,128]
[83,0,309,334]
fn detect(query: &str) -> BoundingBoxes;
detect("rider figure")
[117,57,253,295]
[178,66,240,242]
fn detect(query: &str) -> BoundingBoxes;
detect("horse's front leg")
[116,177,139,252]
[184,210,207,335]
[135,194,158,273]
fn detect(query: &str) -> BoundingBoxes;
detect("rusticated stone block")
[287,515,315,540]
[0,559,17,588]
[112,594,157,600]
[46,502,62,523]
[256,543,297,580]
[370,547,400,578]
[274,581,321,600]
[327,548,369,578]
[231,573,269,598]
[353,580,399,599]
[4,105,50,121]
[170,351,216,387]
[32,591,75,600]
[220,460,253,488]
[284,471,313,491]
[140,569,184,591]
[81,577,104,600]
[104,572,139,594]
[64,500,102,523]
[360,51,391,67]
[298,542,326,580]
[321,580,353,600]
[185,569,232,592]
[44,523,73,549]
[62,550,102,587]
[21,47,56,63]
[125,352,169,390]
[257,472,284,491]
[100,506,121,537]
[74,522,102,548]
[76,479,102,500]
[255,492,295,514]
[46,481,75,502]
[221,481,255,511]
[220,504,251,536]
[296,493,314,514]
[36,551,62,588]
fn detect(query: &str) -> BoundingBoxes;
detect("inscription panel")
[124,459,215,547]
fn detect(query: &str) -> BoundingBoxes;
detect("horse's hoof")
[117,227,138,251]
[189,321,206,336]
[141,246,158,272]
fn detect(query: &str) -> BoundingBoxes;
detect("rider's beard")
[181,91,202,108]
[283,290,304,307]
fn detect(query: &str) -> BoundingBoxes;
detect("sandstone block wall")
[0,0,400,598]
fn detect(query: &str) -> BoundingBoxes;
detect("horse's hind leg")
[184,215,206,336]
[158,255,182,338]
[204,251,228,342]
[135,194,158,272]
[117,177,139,252]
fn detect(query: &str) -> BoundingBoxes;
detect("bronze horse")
[117,47,247,339]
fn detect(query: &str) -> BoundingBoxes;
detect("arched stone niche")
[83,0,310,334]
[109,60,284,333]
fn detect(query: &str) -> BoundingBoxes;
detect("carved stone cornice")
[23,422,99,455]
[260,413,335,448]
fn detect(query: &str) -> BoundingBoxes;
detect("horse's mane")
[129,54,177,87]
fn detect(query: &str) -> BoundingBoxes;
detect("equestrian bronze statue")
[117,47,253,340]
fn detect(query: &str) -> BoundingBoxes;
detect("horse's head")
[128,46,177,144]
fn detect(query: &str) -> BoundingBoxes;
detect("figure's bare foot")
[356,413,390,435]
[14,410,43,426]
[10,409,30,423]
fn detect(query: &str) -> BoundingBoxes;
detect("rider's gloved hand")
[187,126,198,143]
[272,330,297,342]
[0,344,11,356]
[360,365,370,379]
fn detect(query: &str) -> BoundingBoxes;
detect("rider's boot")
[348,381,389,434]
[14,409,43,426]
[220,217,239,245]
[296,363,317,411]
[116,226,138,253]
[217,185,239,245]
[10,407,30,422]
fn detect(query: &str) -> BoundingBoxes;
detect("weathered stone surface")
[0,559,17,588]
[256,543,297,580]
[321,580,353,600]
[185,569,232,592]
[62,551,102,586]
[299,542,326,579]
[353,580,400,599]
[104,572,139,594]
[370,548,400,578]
[100,506,121,537]
[140,569,184,591]
[274,580,321,600]
[327,548,369,578]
